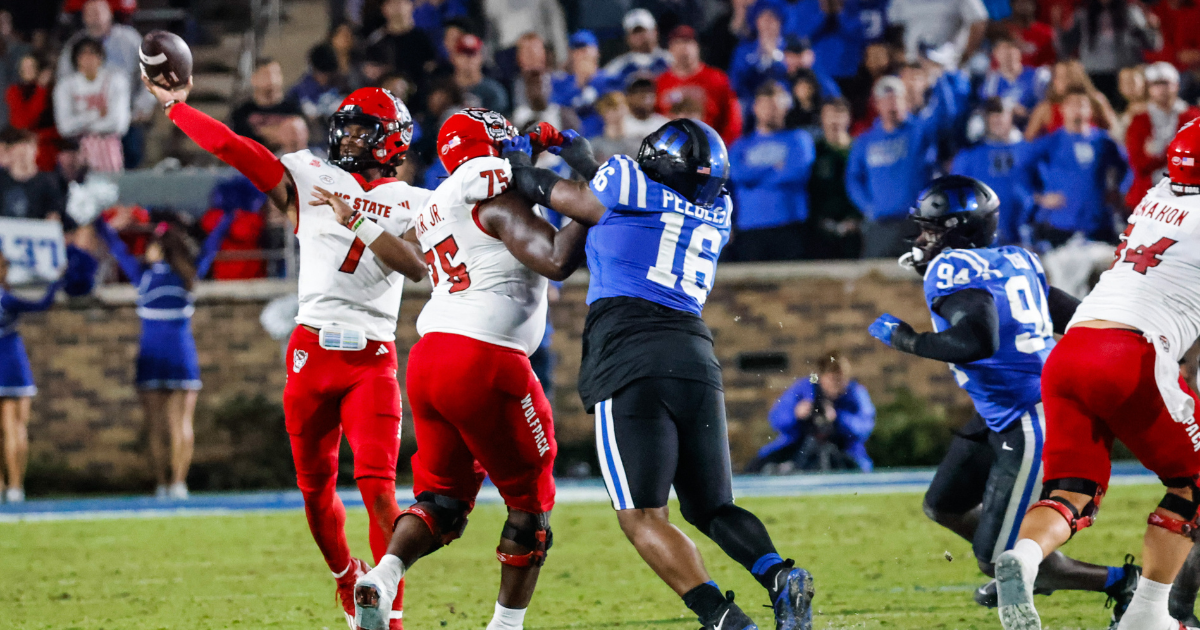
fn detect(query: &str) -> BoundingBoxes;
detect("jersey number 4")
[1113,226,1178,275]
[425,235,471,293]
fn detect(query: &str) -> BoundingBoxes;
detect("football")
[139,30,192,90]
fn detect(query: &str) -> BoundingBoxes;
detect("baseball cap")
[569,30,598,49]
[456,33,483,55]
[668,25,697,43]
[624,71,657,92]
[1146,61,1181,84]
[623,8,656,33]
[873,75,906,99]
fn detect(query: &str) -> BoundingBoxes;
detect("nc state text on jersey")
[330,191,409,219]
[660,189,730,227]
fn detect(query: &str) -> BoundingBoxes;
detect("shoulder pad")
[459,155,513,203]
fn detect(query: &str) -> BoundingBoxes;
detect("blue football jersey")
[585,155,732,315]
[924,247,1055,432]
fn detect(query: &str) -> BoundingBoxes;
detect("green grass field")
[0,485,1167,630]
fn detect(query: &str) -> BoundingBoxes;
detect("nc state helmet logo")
[463,108,514,141]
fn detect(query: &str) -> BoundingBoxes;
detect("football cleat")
[975,579,1054,609]
[701,591,758,630]
[996,551,1041,630]
[335,558,370,630]
[770,560,815,630]
[1105,555,1141,630]
[355,566,398,630]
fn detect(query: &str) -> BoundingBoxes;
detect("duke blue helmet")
[636,118,730,208]
[902,175,1000,274]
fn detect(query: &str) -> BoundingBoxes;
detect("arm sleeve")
[195,210,238,279]
[1047,286,1081,334]
[835,383,876,443]
[893,288,1001,363]
[167,103,286,192]
[95,217,145,282]
[0,280,62,313]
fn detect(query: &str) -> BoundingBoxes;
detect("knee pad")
[496,511,553,568]
[397,492,471,547]
[1149,476,1200,537]
[1030,478,1103,536]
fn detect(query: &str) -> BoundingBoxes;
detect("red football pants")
[1042,327,1200,493]
[407,332,557,514]
[282,326,404,602]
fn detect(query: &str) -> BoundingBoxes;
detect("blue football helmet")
[903,175,1000,273]
[636,118,730,208]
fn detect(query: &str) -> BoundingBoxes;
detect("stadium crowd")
[2,0,1200,267]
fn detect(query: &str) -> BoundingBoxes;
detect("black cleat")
[976,580,998,608]
[700,591,759,630]
[1105,554,1141,630]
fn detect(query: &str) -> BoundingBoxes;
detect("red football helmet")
[328,87,414,173]
[1168,117,1200,195]
[437,108,518,173]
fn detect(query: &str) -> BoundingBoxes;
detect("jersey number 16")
[646,213,721,305]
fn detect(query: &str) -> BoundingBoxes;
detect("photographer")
[745,350,876,473]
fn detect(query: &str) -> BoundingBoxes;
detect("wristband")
[164,99,180,111]
[348,212,385,246]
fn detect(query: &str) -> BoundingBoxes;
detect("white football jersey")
[1072,178,1200,361]
[281,150,430,341]
[413,155,548,355]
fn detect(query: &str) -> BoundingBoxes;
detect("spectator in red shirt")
[1124,62,1200,208]
[1146,0,1200,70]
[1004,0,1056,68]
[200,176,267,280]
[655,25,743,145]
[4,53,58,172]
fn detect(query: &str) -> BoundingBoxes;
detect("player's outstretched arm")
[310,186,427,282]
[869,289,1000,363]
[476,189,589,281]
[501,137,606,226]
[142,76,295,215]
[1047,286,1081,335]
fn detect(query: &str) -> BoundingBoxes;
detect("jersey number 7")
[339,238,367,273]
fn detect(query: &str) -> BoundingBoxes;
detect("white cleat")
[354,568,396,630]
[996,551,1041,630]
[168,482,189,500]
[5,487,25,503]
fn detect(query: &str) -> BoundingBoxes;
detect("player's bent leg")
[486,509,553,630]
[1169,543,1200,626]
[354,492,472,630]
[1119,480,1200,630]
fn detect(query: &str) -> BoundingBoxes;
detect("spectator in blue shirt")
[785,0,866,79]
[727,81,817,261]
[951,98,1029,245]
[550,31,608,138]
[783,36,843,100]
[1018,86,1130,245]
[745,350,876,473]
[602,9,671,89]
[976,35,1047,128]
[846,76,941,257]
[730,2,789,103]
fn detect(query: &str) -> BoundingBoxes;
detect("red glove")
[528,122,564,153]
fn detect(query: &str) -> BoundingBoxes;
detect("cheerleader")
[0,250,63,503]
[96,210,234,499]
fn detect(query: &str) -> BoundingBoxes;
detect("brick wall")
[17,262,972,484]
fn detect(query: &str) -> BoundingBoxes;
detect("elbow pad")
[510,165,564,209]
